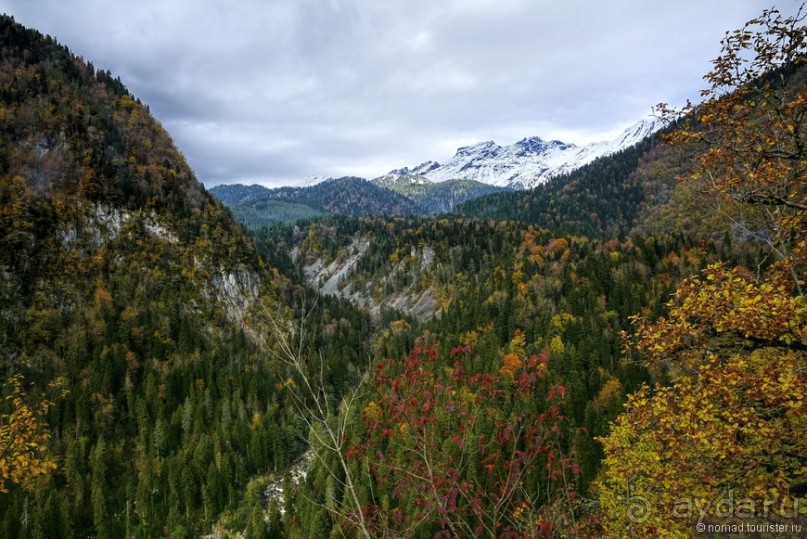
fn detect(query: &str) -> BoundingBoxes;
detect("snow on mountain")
[398,118,663,190]
[370,173,509,213]
[374,172,433,188]
[301,175,329,187]
[390,161,441,177]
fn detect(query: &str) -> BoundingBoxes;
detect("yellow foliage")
[549,335,564,356]
[549,312,576,336]
[593,376,623,416]
[389,319,410,334]
[547,237,568,257]
[628,263,807,370]
[461,330,480,349]
[363,401,380,420]
[596,348,806,537]
[509,329,526,355]
[93,282,112,310]
[0,375,60,493]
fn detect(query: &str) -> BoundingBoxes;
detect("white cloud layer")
[0,0,778,186]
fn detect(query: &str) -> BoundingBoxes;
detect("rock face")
[297,237,439,322]
[208,268,261,323]
[58,204,179,250]
[263,449,314,514]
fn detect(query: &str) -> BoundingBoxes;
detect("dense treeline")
[2,6,804,539]
[227,201,327,230]
[455,124,697,237]
[372,176,509,214]
[0,15,373,537]
[272,214,766,536]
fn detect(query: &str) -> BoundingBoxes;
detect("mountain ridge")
[210,118,662,224]
[398,118,663,189]
[211,176,421,218]
[370,173,509,214]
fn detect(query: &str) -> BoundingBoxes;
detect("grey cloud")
[1,0,777,187]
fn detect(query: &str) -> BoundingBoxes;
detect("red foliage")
[353,341,580,537]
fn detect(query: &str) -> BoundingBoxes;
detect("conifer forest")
[0,5,805,538]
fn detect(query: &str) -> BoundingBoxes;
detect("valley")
[210,118,662,227]
[0,7,805,539]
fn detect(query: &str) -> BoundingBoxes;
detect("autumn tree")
[598,353,805,538]
[348,342,579,538]
[596,266,806,536]
[597,6,807,538]
[656,5,806,289]
[0,374,59,492]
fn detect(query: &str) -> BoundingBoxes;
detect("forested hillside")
[372,174,509,214]
[262,210,767,536]
[211,176,508,225]
[1,6,805,539]
[454,131,684,236]
[0,15,370,537]
[211,177,422,224]
[252,8,806,537]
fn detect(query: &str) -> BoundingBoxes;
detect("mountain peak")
[610,117,664,147]
[456,140,497,157]
[395,117,661,189]
[513,136,575,155]
[374,173,433,187]
[390,160,441,177]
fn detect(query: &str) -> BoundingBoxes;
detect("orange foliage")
[499,353,523,378]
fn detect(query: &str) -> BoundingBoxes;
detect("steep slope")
[455,124,692,236]
[0,15,320,538]
[398,118,662,189]
[372,173,509,213]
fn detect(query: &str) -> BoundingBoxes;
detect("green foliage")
[279,213,742,534]
[3,7,803,538]
[228,201,327,230]
[0,14,320,537]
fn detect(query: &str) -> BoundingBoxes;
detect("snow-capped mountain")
[397,118,663,190]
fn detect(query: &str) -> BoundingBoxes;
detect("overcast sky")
[1,0,780,187]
